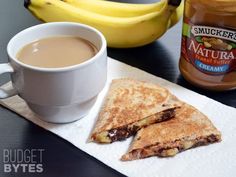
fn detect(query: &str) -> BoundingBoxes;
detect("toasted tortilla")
[121,103,221,161]
[90,78,183,143]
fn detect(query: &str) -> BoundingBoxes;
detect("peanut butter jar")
[179,0,236,91]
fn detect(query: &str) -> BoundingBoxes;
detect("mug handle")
[0,63,17,99]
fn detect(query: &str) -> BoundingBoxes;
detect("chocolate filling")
[160,108,176,121]
[133,134,220,159]
[108,108,176,142]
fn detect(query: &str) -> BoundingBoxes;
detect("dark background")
[0,0,235,177]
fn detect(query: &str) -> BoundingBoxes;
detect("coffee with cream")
[17,36,98,68]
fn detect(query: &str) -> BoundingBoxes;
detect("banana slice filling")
[128,134,221,159]
[92,108,177,143]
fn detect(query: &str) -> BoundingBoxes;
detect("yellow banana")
[25,0,180,48]
[62,0,183,27]
[61,0,166,17]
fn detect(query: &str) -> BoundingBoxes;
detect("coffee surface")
[17,36,97,68]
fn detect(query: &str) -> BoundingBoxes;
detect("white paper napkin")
[1,58,236,177]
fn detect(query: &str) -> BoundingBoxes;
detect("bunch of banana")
[62,0,167,17]
[24,0,183,48]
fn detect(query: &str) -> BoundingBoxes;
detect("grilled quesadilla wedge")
[121,103,221,161]
[90,78,182,143]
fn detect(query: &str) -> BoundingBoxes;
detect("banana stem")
[24,0,31,8]
[168,0,182,6]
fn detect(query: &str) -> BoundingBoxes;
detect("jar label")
[181,20,236,75]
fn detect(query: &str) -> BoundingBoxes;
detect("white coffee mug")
[0,22,107,123]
